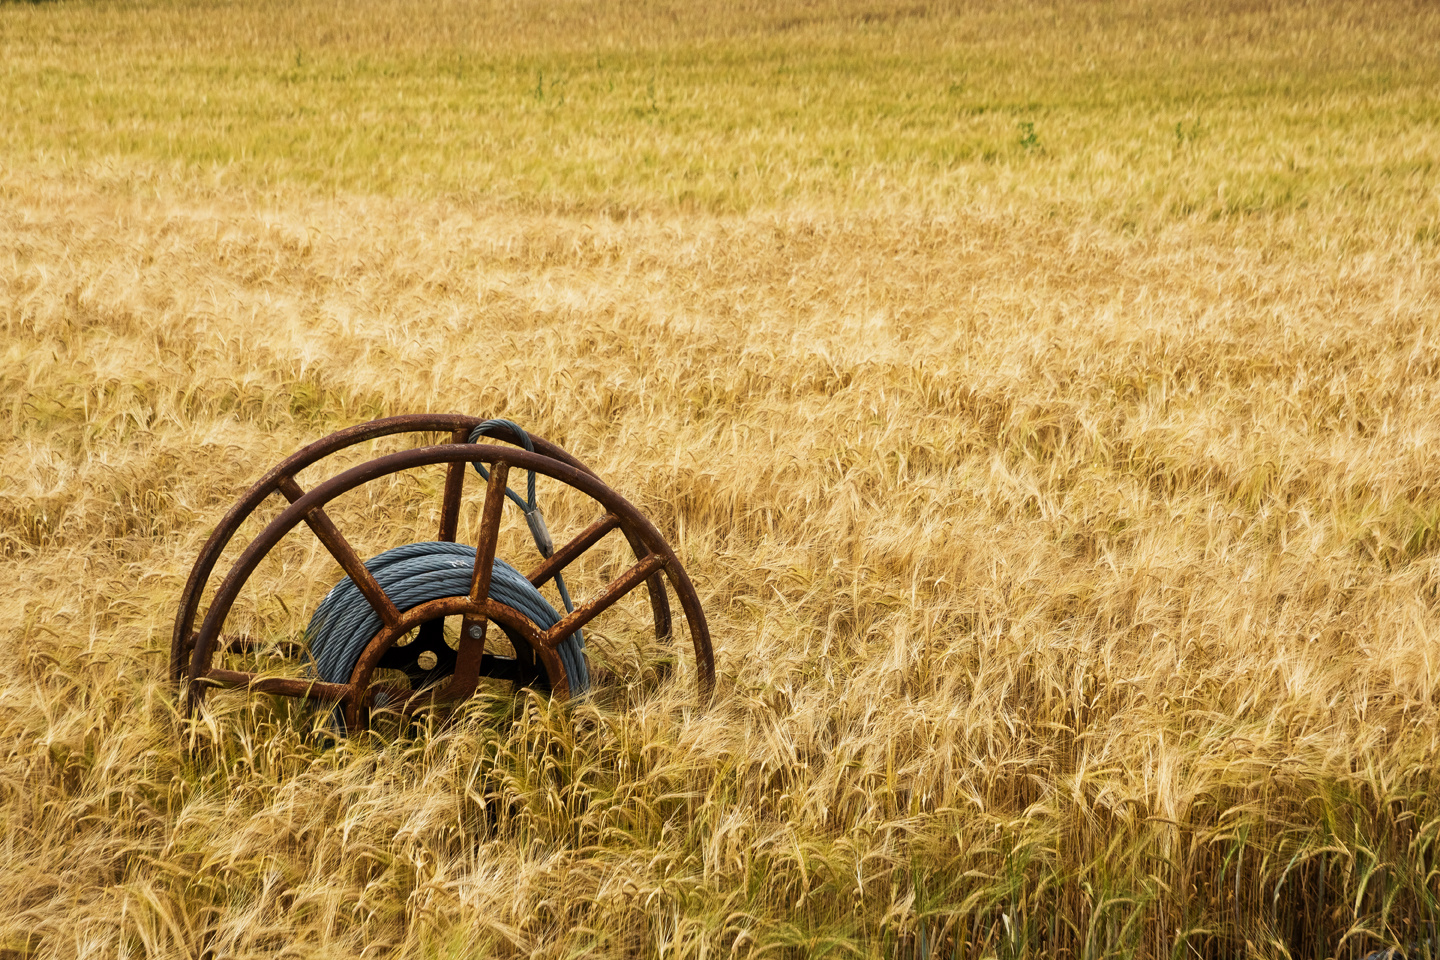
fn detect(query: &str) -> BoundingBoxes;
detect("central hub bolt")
[468,624,483,639]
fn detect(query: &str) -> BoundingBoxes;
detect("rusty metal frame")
[172,415,713,726]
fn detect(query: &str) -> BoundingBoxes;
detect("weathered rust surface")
[200,667,350,702]
[526,512,620,588]
[436,426,470,543]
[543,552,666,647]
[277,476,401,628]
[468,462,510,604]
[174,417,715,728]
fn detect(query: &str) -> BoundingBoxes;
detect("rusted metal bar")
[436,426,470,542]
[543,552,666,648]
[528,511,673,647]
[426,595,570,703]
[660,557,715,700]
[526,512,620,588]
[444,616,487,704]
[444,462,508,704]
[475,597,555,692]
[169,416,670,674]
[174,416,470,683]
[469,461,509,603]
[277,476,400,628]
[622,526,673,643]
[201,667,350,702]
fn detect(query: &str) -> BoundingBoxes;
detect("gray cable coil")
[305,540,588,694]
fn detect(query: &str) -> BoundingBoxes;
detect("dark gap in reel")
[374,617,549,692]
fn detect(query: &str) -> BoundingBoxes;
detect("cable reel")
[172,415,714,731]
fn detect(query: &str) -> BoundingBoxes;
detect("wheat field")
[3,1,1440,957]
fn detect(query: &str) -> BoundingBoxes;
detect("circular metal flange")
[172,415,714,728]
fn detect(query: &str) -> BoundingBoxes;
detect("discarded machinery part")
[171,414,714,731]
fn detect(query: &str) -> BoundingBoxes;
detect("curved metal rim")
[183,441,714,719]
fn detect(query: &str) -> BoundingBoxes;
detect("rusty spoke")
[526,512,620,588]
[278,476,400,629]
[469,460,509,603]
[423,460,511,704]
[544,552,666,647]
[437,614,488,702]
[201,667,349,702]
[436,427,469,542]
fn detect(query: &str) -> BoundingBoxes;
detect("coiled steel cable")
[304,421,588,696]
